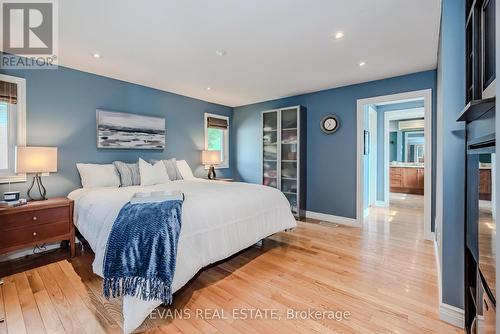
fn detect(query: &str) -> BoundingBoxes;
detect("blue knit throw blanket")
[102,199,183,304]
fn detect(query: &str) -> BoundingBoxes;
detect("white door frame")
[356,89,433,240]
[368,107,378,206]
[383,108,425,207]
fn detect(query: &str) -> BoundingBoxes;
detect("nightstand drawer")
[0,206,69,231]
[0,197,75,257]
[0,221,70,250]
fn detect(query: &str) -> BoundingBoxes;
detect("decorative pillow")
[139,158,170,186]
[176,160,195,179]
[76,163,121,188]
[149,158,183,181]
[113,161,140,187]
[163,158,183,181]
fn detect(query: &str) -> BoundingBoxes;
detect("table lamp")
[202,150,221,180]
[16,146,58,201]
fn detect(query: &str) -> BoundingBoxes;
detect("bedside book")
[0,198,27,208]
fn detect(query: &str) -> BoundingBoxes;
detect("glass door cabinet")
[262,106,306,217]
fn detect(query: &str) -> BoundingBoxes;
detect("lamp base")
[207,165,216,180]
[28,173,47,201]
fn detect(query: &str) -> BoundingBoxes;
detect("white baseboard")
[439,303,464,329]
[375,200,388,207]
[433,234,464,328]
[433,236,442,305]
[305,211,360,227]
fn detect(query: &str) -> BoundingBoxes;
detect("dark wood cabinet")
[390,167,403,187]
[390,167,424,195]
[479,169,492,200]
[404,168,419,188]
[417,168,425,189]
[0,197,75,257]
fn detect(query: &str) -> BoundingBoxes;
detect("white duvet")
[68,179,296,333]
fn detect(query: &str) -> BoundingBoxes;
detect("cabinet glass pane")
[263,112,277,131]
[466,20,473,103]
[263,144,277,160]
[281,179,297,194]
[282,142,297,161]
[282,128,297,144]
[281,108,297,129]
[263,111,278,189]
[263,161,278,188]
[281,108,298,214]
[281,161,297,180]
[263,130,277,145]
[483,0,496,88]
[284,193,297,215]
[263,111,278,161]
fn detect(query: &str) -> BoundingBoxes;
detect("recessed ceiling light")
[206,87,212,91]
[91,53,102,59]
[334,31,345,40]
[359,61,367,67]
[215,49,227,57]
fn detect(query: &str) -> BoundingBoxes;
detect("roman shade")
[207,116,228,129]
[0,81,17,104]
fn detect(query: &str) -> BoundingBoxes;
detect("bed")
[68,179,297,333]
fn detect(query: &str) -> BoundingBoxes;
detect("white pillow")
[76,163,121,188]
[176,160,195,179]
[139,158,170,186]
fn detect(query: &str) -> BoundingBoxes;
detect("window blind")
[207,116,228,130]
[0,81,17,104]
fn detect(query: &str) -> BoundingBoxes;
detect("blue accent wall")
[439,0,466,309]
[0,64,233,197]
[233,70,437,221]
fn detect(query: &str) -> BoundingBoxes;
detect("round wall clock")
[320,115,340,134]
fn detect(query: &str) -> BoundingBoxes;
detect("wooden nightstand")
[0,197,75,257]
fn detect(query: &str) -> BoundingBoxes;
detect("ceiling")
[53,0,441,107]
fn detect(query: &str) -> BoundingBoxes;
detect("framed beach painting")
[96,109,165,150]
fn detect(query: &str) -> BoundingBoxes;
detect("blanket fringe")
[103,277,173,304]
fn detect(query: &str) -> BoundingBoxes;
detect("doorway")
[356,89,433,240]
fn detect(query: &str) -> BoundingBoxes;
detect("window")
[0,102,10,170]
[204,113,229,168]
[0,75,26,183]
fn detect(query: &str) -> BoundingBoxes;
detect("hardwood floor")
[0,195,461,334]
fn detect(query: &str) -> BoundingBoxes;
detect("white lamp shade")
[16,146,58,173]
[202,150,221,165]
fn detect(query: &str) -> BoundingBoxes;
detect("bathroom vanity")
[390,165,424,195]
